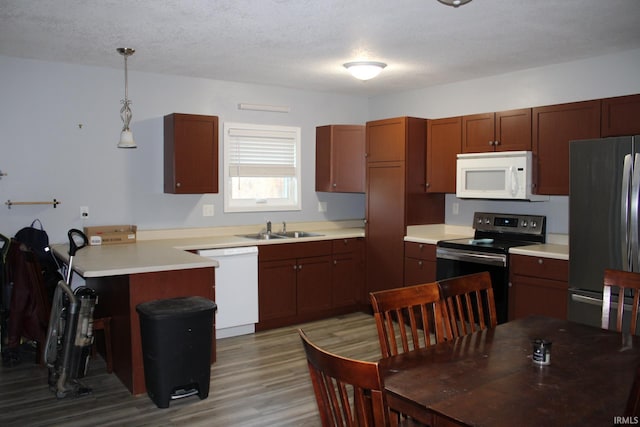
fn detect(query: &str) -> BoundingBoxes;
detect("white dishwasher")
[198,246,258,338]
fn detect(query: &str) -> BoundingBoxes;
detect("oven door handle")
[436,247,507,267]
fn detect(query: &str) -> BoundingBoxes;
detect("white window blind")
[223,122,301,212]
[227,127,298,178]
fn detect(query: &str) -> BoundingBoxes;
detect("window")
[224,122,301,212]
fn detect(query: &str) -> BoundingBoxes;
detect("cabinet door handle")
[488,141,494,146]
[419,244,424,249]
[176,182,181,187]
[332,183,337,187]
[425,182,430,188]
[298,264,302,270]
[495,140,500,146]
[538,259,543,265]
[418,260,423,266]
[333,260,338,265]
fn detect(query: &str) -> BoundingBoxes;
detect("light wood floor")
[0,311,383,426]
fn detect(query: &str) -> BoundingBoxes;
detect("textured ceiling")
[1,0,639,96]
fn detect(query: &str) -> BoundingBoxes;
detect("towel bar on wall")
[5,199,61,209]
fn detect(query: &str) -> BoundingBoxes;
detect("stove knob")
[485,218,491,225]
[531,220,537,228]
[522,220,528,228]
[477,217,483,225]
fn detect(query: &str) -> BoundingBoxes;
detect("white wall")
[2,49,639,242]
[369,49,640,234]
[0,56,368,243]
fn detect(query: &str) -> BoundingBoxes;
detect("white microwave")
[456,151,549,201]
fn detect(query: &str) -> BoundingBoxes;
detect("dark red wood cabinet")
[532,100,601,195]
[316,125,365,193]
[601,94,640,137]
[365,117,445,295]
[509,254,568,321]
[164,113,219,194]
[426,117,461,194]
[403,241,437,286]
[257,238,364,331]
[462,108,531,153]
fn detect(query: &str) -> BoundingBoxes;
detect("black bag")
[14,219,52,268]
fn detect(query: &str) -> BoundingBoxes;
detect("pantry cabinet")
[426,117,461,193]
[404,242,437,286]
[532,100,601,195]
[366,117,445,295]
[316,125,365,193]
[462,108,532,153]
[164,113,219,194]
[257,238,364,331]
[509,254,569,320]
[601,94,640,137]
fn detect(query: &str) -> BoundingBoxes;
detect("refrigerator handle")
[622,154,632,270]
[631,153,640,272]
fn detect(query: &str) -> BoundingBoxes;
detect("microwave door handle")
[509,166,518,196]
[631,153,640,272]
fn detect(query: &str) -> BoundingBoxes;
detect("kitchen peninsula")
[52,221,364,395]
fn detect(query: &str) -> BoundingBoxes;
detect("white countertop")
[52,220,365,278]
[404,223,569,260]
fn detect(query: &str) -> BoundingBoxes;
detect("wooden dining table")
[380,316,640,427]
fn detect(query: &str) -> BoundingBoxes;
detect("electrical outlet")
[80,206,89,219]
[203,204,215,217]
[318,202,327,212]
[452,202,459,215]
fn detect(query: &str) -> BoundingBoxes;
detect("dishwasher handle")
[198,246,258,257]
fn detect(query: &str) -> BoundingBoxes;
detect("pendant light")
[117,47,136,149]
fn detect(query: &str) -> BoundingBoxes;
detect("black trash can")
[136,296,217,408]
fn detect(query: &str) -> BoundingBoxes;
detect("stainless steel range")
[436,212,546,324]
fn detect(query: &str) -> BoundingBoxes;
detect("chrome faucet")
[266,220,272,235]
[281,221,287,233]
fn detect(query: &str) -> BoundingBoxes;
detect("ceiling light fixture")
[437,0,472,7]
[343,61,387,81]
[117,47,136,149]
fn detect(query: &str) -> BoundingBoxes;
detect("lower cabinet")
[509,254,568,320]
[257,238,364,330]
[404,241,437,286]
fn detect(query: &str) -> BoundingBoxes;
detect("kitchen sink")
[238,231,324,240]
[238,233,287,240]
[273,231,324,238]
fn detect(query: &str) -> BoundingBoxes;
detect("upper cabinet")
[164,113,219,194]
[601,94,640,137]
[426,117,461,193]
[532,100,601,195]
[315,125,365,193]
[462,108,532,153]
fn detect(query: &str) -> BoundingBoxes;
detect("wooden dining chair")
[298,328,399,427]
[369,282,451,358]
[438,271,497,339]
[602,268,640,334]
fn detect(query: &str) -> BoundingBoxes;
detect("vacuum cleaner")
[44,229,97,398]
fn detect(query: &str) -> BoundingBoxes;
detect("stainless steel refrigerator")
[568,135,640,328]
